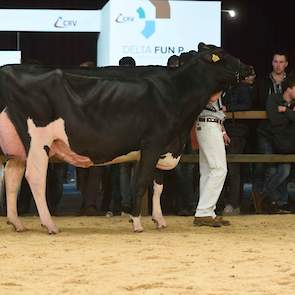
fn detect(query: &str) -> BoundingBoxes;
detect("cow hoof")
[41,223,59,234]
[132,222,144,232]
[133,227,144,233]
[152,218,167,229]
[129,216,144,232]
[7,219,27,232]
[48,227,59,235]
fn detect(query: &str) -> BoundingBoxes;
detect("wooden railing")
[181,154,295,163]
[180,110,295,163]
[1,111,294,165]
[1,111,294,216]
[225,110,267,119]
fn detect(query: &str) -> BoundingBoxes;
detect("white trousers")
[195,121,227,217]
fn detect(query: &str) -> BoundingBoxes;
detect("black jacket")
[223,82,252,139]
[252,74,287,110]
[265,93,295,153]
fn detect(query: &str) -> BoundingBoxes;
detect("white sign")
[0,51,21,66]
[0,9,101,32]
[0,1,221,67]
[97,0,221,66]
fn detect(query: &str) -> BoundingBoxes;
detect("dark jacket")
[254,73,288,153]
[223,82,252,138]
[265,93,295,153]
[223,82,253,112]
[252,74,287,110]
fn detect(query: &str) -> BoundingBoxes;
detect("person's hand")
[278,106,287,112]
[223,132,231,145]
[222,105,227,112]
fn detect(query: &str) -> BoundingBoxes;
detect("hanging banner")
[0,9,101,32]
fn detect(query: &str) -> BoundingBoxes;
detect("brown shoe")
[252,191,265,213]
[215,216,231,226]
[193,216,222,227]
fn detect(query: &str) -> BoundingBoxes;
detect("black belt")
[198,117,223,124]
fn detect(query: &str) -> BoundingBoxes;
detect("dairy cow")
[0,43,254,233]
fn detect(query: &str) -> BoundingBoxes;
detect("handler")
[193,92,231,227]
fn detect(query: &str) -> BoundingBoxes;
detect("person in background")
[252,51,289,213]
[219,73,255,215]
[118,56,136,214]
[104,56,137,217]
[255,75,295,213]
[76,60,107,216]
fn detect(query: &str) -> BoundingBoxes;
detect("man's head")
[119,56,136,67]
[283,74,295,102]
[21,58,42,65]
[80,61,95,68]
[242,73,256,85]
[167,55,179,68]
[272,51,288,75]
[179,51,197,66]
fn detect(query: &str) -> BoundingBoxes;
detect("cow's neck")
[172,61,223,134]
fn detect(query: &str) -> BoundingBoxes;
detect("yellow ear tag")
[212,54,220,62]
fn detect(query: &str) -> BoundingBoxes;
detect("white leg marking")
[26,118,59,234]
[152,181,167,229]
[5,159,26,232]
[130,215,144,233]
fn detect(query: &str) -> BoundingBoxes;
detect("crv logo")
[54,17,77,28]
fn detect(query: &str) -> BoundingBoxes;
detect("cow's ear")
[198,42,207,50]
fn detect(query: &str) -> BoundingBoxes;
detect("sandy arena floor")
[0,215,295,295]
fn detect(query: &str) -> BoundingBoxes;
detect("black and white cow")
[0,43,254,234]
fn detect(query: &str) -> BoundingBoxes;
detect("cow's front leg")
[130,148,161,232]
[152,170,167,229]
[5,159,26,232]
[25,140,58,234]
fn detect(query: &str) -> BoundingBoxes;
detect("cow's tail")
[0,66,6,113]
[0,65,11,113]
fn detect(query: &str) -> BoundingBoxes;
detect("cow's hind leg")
[0,161,4,214]
[26,147,59,234]
[152,170,167,229]
[5,159,26,232]
[25,121,58,234]
[130,148,162,232]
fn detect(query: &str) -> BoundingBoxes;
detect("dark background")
[0,0,294,77]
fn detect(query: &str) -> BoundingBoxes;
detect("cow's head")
[196,42,255,85]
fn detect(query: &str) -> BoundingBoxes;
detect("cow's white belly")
[156,153,181,170]
[27,117,180,170]
[100,152,181,170]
